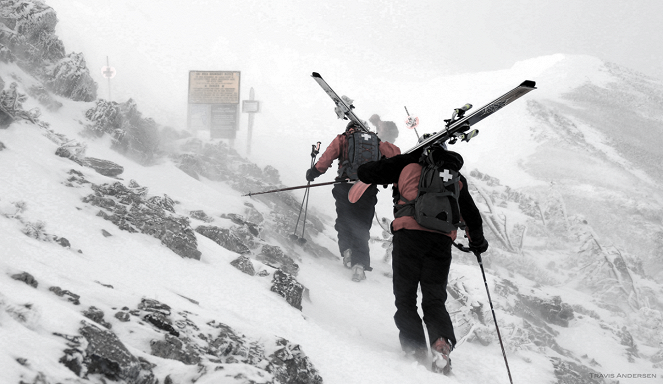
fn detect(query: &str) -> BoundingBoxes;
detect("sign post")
[187,71,241,143]
[100,56,116,101]
[242,87,260,155]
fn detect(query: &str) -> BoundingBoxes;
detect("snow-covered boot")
[342,249,352,269]
[351,264,366,282]
[431,338,452,375]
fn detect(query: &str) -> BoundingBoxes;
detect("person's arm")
[314,135,343,173]
[458,174,488,252]
[357,152,417,185]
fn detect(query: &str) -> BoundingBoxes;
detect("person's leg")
[419,234,456,347]
[348,185,377,269]
[392,230,427,355]
[332,183,354,257]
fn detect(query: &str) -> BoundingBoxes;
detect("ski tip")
[520,80,536,88]
[311,72,322,78]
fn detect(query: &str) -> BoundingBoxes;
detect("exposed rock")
[53,236,71,248]
[0,141,6,150]
[78,322,154,383]
[150,334,200,365]
[82,157,124,177]
[82,306,112,329]
[195,225,250,255]
[144,313,179,337]
[271,269,305,311]
[189,209,214,222]
[84,181,201,260]
[137,298,172,316]
[114,312,130,322]
[49,286,80,305]
[257,245,299,276]
[11,272,38,288]
[550,357,610,384]
[230,255,256,276]
[269,338,324,384]
[101,229,112,237]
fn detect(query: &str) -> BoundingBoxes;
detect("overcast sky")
[47,0,663,129]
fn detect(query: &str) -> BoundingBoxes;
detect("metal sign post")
[242,87,260,155]
[100,56,116,101]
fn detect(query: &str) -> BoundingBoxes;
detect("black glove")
[469,237,489,254]
[306,167,322,182]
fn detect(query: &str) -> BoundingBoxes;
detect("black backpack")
[339,131,381,180]
[394,148,466,233]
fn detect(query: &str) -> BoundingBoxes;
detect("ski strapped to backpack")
[394,148,466,233]
[339,130,381,180]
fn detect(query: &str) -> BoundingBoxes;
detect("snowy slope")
[3,1,663,384]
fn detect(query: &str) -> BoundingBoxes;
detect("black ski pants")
[392,229,456,353]
[331,182,378,270]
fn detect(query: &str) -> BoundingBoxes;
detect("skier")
[369,114,399,144]
[305,121,400,282]
[356,140,488,374]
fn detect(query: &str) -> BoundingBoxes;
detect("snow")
[2,1,663,383]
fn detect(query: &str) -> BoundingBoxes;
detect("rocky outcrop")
[83,180,201,260]
[60,322,156,384]
[195,225,251,255]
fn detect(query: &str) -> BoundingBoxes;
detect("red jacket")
[315,133,401,175]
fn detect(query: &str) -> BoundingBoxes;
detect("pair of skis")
[313,75,537,202]
[242,73,536,199]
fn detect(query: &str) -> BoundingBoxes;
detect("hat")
[346,120,362,131]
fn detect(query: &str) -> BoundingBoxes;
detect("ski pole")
[242,180,344,197]
[453,242,514,384]
[290,142,321,244]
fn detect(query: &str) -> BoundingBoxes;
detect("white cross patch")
[361,133,371,140]
[440,169,453,182]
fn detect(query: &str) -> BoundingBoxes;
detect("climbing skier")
[306,121,400,282]
[357,139,488,374]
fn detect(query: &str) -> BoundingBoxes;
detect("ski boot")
[342,249,352,269]
[431,338,452,375]
[351,264,366,282]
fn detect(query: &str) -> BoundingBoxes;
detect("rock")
[114,312,130,322]
[268,338,324,384]
[195,225,250,255]
[257,245,299,276]
[49,286,80,305]
[101,229,112,237]
[144,313,179,337]
[150,334,200,365]
[82,157,124,177]
[271,269,305,311]
[137,298,172,316]
[53,236,71,248]
[230,255,256,276]
[82,306,112,329]
[11,272,38,288]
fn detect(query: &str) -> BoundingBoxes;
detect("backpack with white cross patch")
[394,146,466,233]
[339,128,381,181]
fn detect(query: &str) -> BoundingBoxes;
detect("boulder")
[82,157,124,177]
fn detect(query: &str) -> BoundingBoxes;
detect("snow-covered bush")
[21,220,49,241]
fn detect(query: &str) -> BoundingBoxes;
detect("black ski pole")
[453,242,514,384]
[290,142,321,244]
[242,180,341,197]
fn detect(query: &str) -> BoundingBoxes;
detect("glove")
[469,237,489,254]
[306,167,322,182]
